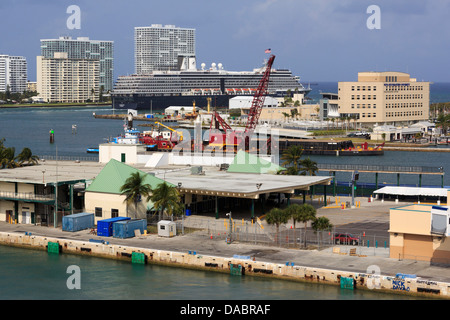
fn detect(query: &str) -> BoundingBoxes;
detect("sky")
[1,0,450,83]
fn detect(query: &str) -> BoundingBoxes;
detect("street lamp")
[226,212,232,244]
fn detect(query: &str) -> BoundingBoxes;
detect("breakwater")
[0,231,447,299]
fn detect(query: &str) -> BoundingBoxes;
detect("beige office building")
[37,52,99,103]
[338,72,430,125]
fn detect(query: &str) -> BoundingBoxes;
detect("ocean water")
[0,245,417,301]
[0,89,447,301]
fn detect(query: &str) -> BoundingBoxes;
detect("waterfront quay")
[1,197,450,299]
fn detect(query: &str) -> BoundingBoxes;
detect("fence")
[148,215,390,252]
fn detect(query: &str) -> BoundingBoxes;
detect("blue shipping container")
[62,212,94,232]
[97,217,131,237]
[113,219,146,239]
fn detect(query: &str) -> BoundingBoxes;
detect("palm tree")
[0,146,18,169]
[265,207,289,243]
[312,216,333,246]
[285,203,303,229]
[281,145,303,172]
[300,157,318,176]
[436,113,450,136]
[16,147,39,166]
[149,182,183,221]
[296,203,316,248]
[120,172,152,219]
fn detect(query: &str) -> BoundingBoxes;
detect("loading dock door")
[403,234,433,261]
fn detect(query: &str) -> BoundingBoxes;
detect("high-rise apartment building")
[40,36,113,92]
[0,55,27,93]
[37,52,99,103]
[338,72,430,125]
[134,24,195,74]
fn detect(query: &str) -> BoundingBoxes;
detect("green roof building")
[85,159,170,222]
[227,151,286,174]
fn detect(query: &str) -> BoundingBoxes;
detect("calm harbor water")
[0,82,449,300]
[0,245,415,300]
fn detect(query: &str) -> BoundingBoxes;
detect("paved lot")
[2,197,450,284]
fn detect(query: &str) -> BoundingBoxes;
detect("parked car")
[333,233,360,245]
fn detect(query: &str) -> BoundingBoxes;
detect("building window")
[111,209,119,218]
[95,207,102,217]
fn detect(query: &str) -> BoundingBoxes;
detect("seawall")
[0,231,448,299]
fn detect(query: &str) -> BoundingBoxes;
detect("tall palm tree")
[149,182,183,221]
[300,157,318,176]
[120,172,152,219]
[281,145,303,172]
[16,147,39,166]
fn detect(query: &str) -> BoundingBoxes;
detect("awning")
[374,186,448,197]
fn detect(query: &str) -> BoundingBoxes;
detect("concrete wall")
[389,204,450,262]
[99,144,144,164]
[390,205,433,236]
[85,192,148,223]
[0,231,449,299]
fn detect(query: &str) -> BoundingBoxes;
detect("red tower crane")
[207,54,276,152]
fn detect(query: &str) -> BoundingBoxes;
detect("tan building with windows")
[389,189,450,263]
[338,72,430,125]
[37,52,99,103]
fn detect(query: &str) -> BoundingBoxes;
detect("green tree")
[296,203,317,248]
[312,216,333,246]
[16,147,39,166]
[300,157,318,176]
[281,145,303,172]
[0,146,18,169]
[120,172,152,219]
[265,208,290,241]
[285,203,303,229]
[149,182,183,221]
[436,113,450,136]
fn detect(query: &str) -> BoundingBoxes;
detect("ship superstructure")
[111,57,311,110]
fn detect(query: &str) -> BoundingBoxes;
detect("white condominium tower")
[40,36,113,92]
[37,52,100,103]
[135,24,195,74]
[0,55,27,93]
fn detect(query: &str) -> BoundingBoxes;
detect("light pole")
[226,212,232,244]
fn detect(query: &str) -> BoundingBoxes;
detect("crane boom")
[244,54,275,134]
[155,122,183,141]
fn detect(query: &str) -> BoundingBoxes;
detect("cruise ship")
[111,57,311,111]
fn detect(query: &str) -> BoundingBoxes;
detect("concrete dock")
[1,198,450,299]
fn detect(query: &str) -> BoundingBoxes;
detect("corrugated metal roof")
[86,159,170,194]
[227,151,285,174]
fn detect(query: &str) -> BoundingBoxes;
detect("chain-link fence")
[147,215,390,252]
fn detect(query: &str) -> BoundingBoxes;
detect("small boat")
[86,147,99,154]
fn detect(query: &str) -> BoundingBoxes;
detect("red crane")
[244,54,275,134]
[207,54,276,151]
